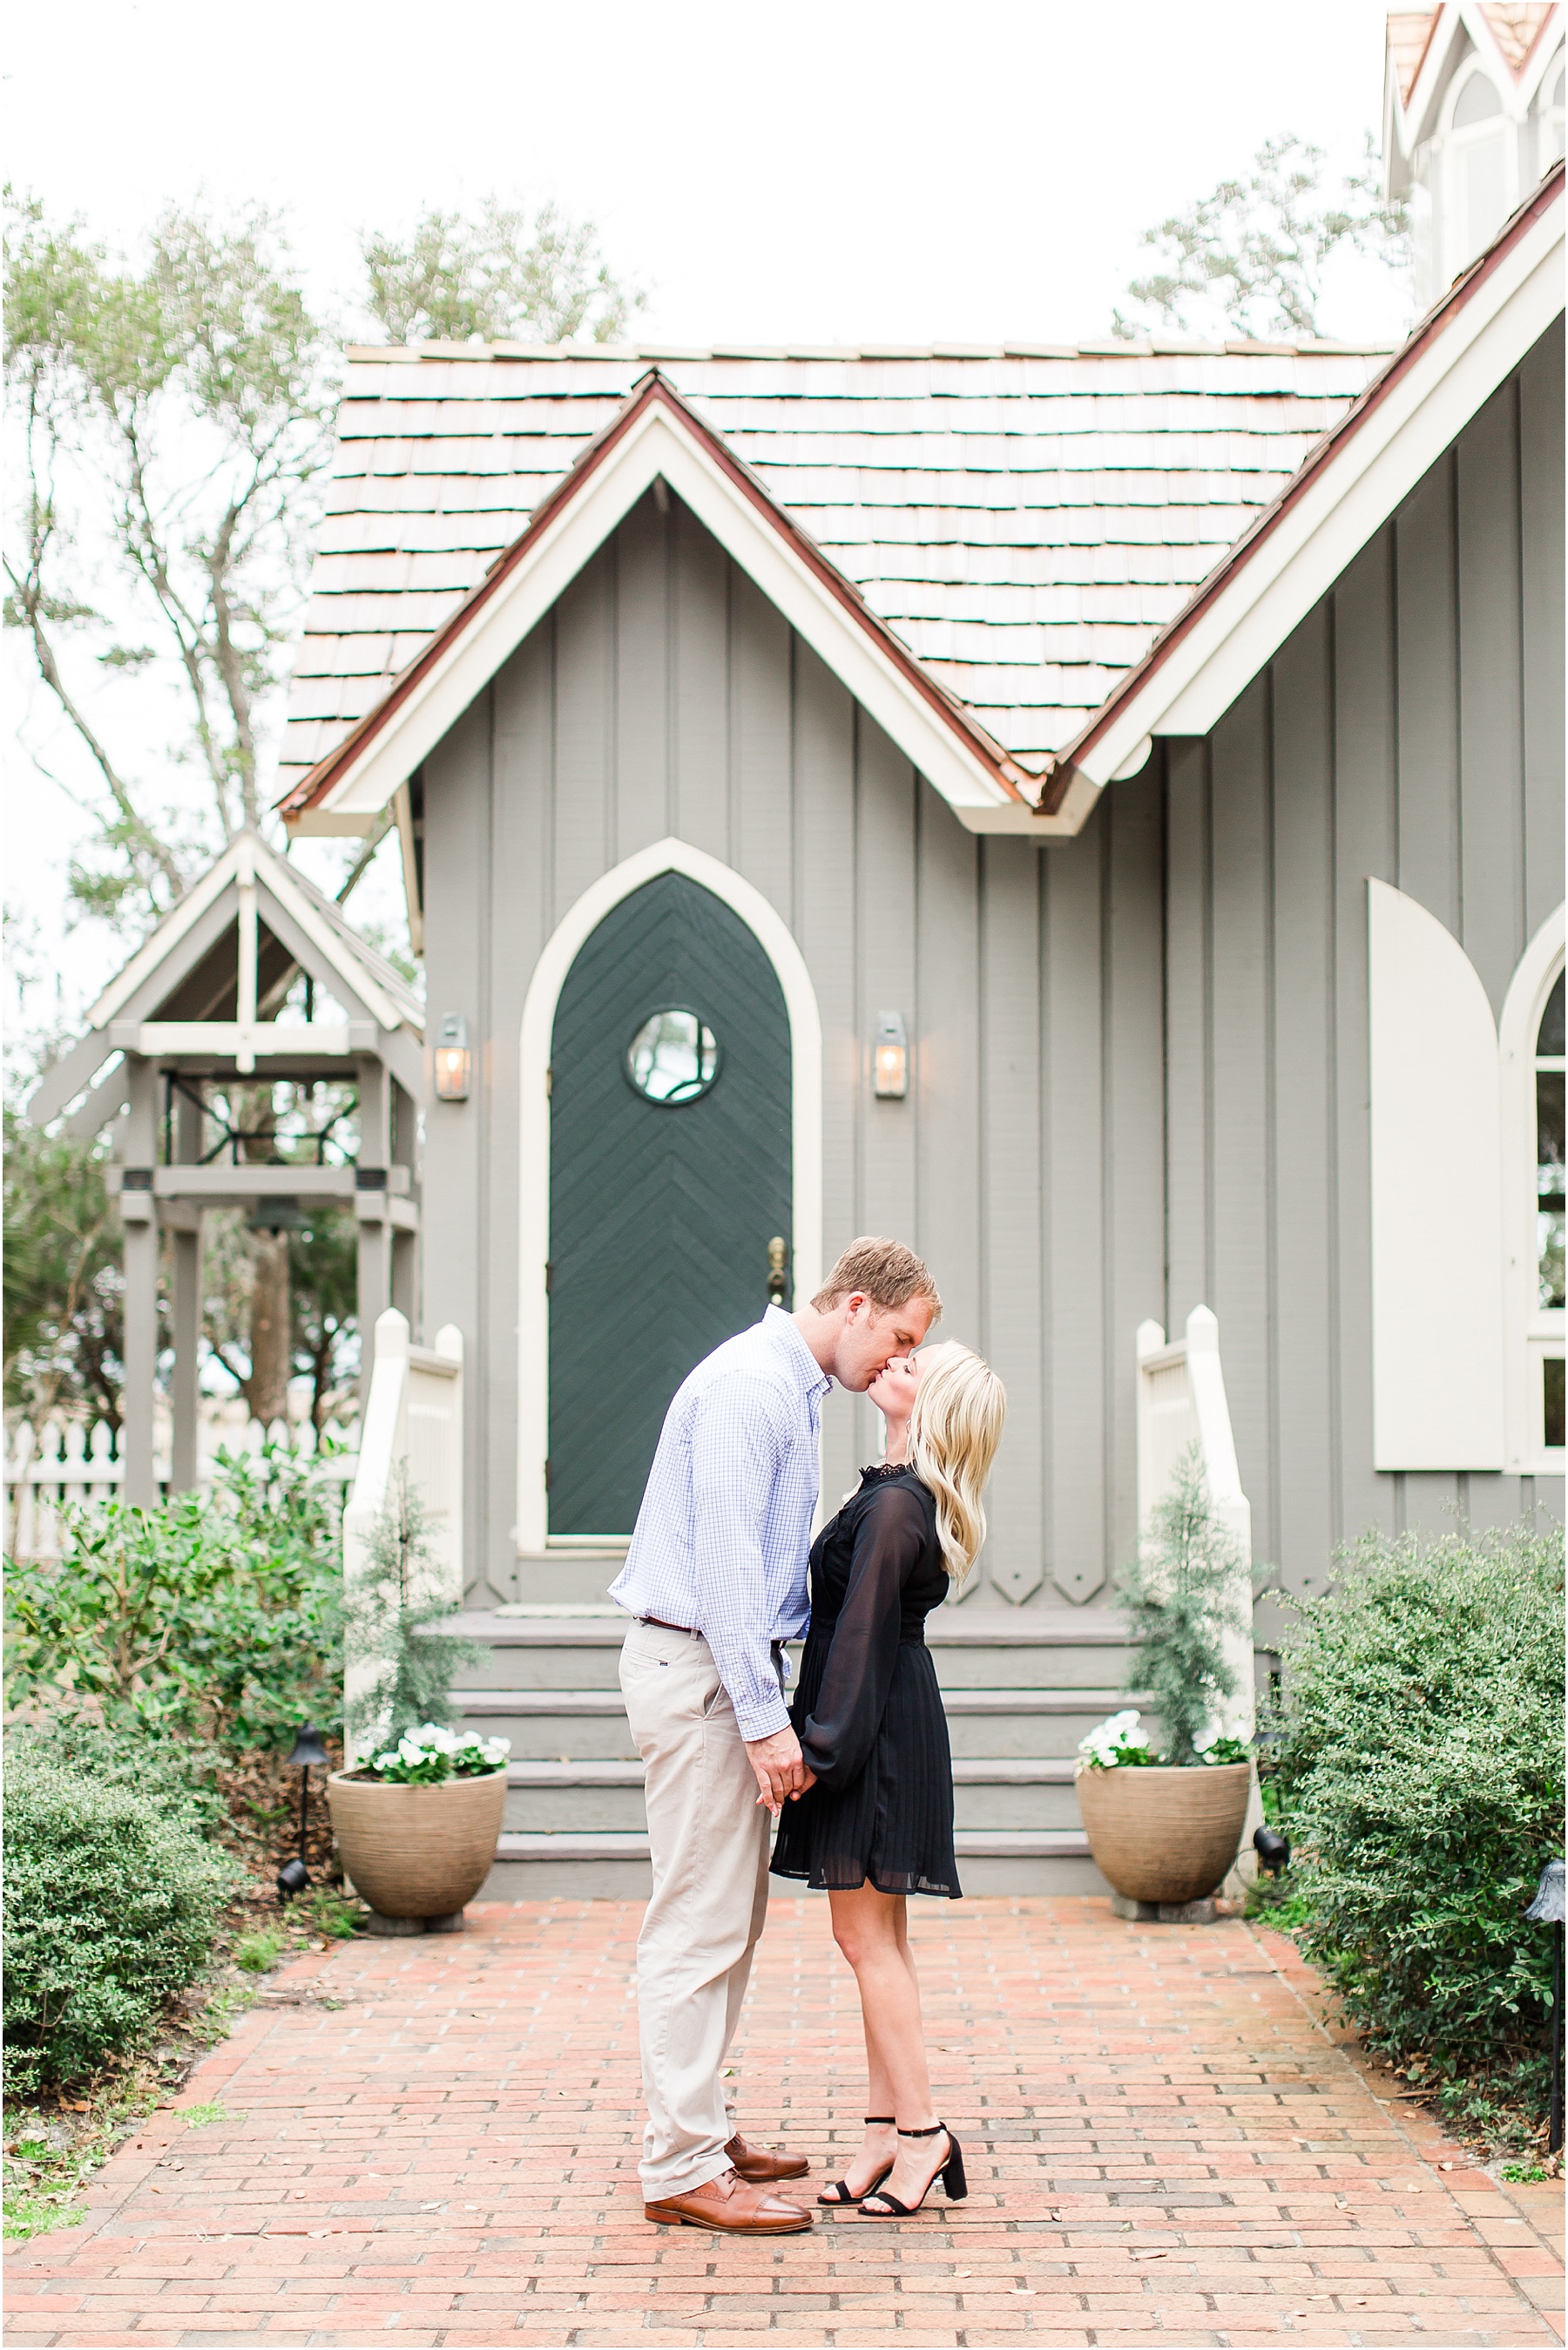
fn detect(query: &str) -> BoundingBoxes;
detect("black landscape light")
[1524,1858,1565,2156]
[276,1723,331,1906]
[1253,1824,1291,1874]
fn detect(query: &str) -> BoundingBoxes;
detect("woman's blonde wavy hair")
[908,1342,1007,1581]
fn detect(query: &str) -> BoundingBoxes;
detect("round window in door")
[625,1008,719,1104]
[548,872,791,1538]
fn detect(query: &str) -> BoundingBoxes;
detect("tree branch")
[4,552,186,902]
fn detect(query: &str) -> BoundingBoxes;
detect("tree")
[5,186,636,1429]
[362,197,644,345]
[1113,134,1409,343]
[3,1108,126,1423]
[3,192,335,924]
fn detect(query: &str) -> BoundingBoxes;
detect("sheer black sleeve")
[799,1485,928,1791]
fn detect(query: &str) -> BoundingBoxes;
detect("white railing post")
[1180,1305,1255,1746]
[1133,1303,1263,1890]
[338,1310,466,1760]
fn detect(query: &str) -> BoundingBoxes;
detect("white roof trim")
[1071,185,1564,790]
[290,398,1044,841]
[85,832,412,1036]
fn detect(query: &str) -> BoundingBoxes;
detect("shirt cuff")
[733,1687,791,1743]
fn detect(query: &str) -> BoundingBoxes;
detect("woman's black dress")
[770,1464,961,1899]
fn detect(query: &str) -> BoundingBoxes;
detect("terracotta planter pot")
[326,1769,506,1920]
[1075,1761,1251,1906]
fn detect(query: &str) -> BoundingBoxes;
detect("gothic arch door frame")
[516,836,822,1554]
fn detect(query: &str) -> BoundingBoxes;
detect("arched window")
[1446,64,1513,273]
[1537,972,1565,1448]
[1501,912,1566,1473]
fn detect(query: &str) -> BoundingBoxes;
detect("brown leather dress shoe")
[726,2130,809,2182]
[645,2166,814,2233]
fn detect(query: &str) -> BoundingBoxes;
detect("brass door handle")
[767,1236,788,1305]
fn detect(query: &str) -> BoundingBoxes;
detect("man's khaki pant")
[619,1619,773,2198]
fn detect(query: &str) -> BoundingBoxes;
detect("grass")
[233,1926,284,1973]
[176,2101,240,2129]
[287,1884,365,1940]
[3,2080,160,2240]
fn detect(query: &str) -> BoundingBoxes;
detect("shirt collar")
[764,1304,833,1398]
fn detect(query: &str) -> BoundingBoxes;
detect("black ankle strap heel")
[816,2117,897,2207]
[859,2122,968,2216]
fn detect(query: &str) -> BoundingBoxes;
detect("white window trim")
[1500,901,1566,1473]
[513,836,823,1554]
[1443,60,1520,280]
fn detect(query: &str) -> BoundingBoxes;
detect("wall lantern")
[873,1010,909,1099]
[434,1014,471,1101]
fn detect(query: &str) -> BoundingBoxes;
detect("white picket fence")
[3,1412,361,1562]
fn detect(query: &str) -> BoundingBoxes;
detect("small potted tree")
[1076,1448,1254,1916]
[328,1469,510,1934]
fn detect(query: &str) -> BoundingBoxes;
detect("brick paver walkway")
[6,1898,1562,2348]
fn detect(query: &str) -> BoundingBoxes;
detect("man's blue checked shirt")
[608,1307,833,1741]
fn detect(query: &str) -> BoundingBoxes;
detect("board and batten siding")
[420,484,1167,1608]
[1166,322,1565,1649]
[418,322,1562,1615]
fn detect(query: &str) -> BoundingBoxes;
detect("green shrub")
[4,1438,343,1757]
[3,1743,240,2093]
[4,1717,225,1833]
[1271,1518,1564,2129]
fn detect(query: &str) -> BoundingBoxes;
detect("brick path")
[6,1897,1562,2348]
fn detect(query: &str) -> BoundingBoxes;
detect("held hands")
[744,1724,815,1817]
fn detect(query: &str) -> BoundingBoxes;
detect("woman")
[771,1341,1006,2218]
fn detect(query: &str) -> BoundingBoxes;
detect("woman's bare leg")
[828,1884,939,2198]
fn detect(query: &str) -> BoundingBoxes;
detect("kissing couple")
[609,1236,1007,2234]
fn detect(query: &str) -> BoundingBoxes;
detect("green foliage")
[362,196,644,346]
[3,1744,240,2093]
[3,1107,124,1419]
[1115,132,1409,342]
[233,1927,282,1974]
[342,1466,485,1757]
[1270,1519,1565,2132]
[286,1885,365,1940]
[1116,1447,1247,1766]
[4,1717,224,1833]
[4,1439,343,1757]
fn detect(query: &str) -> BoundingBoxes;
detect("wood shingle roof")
[280,341,1390,796]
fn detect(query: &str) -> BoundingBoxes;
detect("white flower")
[1078,1710,1146,1768]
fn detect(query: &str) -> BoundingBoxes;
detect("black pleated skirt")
[770,1636,961,1898]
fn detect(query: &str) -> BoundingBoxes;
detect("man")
[609,1236,942,2236]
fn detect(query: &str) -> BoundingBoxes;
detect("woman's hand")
[744,1724,816,1816]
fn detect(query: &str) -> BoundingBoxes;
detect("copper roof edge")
[1038,159,1565,818]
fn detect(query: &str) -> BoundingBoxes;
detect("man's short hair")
[810,1236,943,1320]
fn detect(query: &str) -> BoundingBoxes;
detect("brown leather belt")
[639,1616,786,1656]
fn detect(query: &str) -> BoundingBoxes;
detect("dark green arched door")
[547,872,793,1537]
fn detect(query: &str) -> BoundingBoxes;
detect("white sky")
[4,0,1406,1033]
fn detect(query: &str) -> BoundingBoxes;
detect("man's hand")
[744,1724,815,1816]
